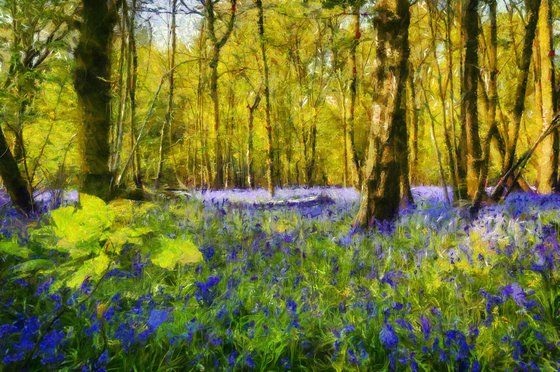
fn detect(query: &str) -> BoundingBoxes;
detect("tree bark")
[536,0,558,193]
[349,7,362,187]
[491,0,541,200]
[354,0,410,226]
[74,0,119,200]
[255,0,275,196]
[458,0,482,200]
[0,124,34,214]
[128,0,143,188]
[206,0,237,189]
[155,0,177,189]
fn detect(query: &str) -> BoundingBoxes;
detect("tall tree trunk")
[112,1,128,178]
[246,92,261,189]
[74,0,119,200]
[349,7,362,187]
[354,0,410,226]
[0,124,34,214]
[155,0,177,189]
[536,0,558,193]
[128,0,142,188]
[446,0,461,199]
[256,0,275,196]
[491,0,541,200]
[207,0,237,189]
[473,0,498,208]
[427,1,459,197]
[407,65,419,183]
[459,0,482,200]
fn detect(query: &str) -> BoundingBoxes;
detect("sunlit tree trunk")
[473,0,498,208]
[427,0,458,197]
[491,0,540,200]
[349,6,362,187]
[74,0,119,200]
[206,0,237,189]
[536,0,558,193]
[354,0,410,226]
[255,0,275,195]
[128,0,142,189]
[155,0,177,189]
[458,0,482,200]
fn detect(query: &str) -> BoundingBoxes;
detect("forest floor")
[0,187,558,371]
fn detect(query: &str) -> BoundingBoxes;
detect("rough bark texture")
[354,0,410,226]
[473,0,498,208]
[74,0,118,200]
[536,0,558,193]
[0,124,34,214]
[458,0,482,200]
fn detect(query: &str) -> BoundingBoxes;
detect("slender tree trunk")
[74,0,119,200]
[155,0,177,189]
[427,1,459,197]
[255,0,275,195]
[420,77,451,205]
[112,2,128,178]
[536,0,558,193]
[246,92,261,188]
[354,0,410,226]
[206,0,237,189]
[491,0,541,200]
[407,66,419,183]
[349,7,362,187]
[445,0,461,199]
[128,0,142,188]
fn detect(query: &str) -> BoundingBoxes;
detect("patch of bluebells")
[0,187,560,370]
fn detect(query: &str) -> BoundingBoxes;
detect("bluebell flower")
[114,323,135,352]
[246,354,256,368]
[97,350,109,366]
[39,330,66,365]
[420,315,431,340]
[36,278,55,296]
[147,308,172,330]
[379,322,399,349]
[501,283,525,305]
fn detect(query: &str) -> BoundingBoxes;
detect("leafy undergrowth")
[0,188,559,371]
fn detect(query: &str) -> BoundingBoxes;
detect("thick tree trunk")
[354,0,410,226]
[473,0,498,208]
[536,0,558,193]
[0,124,34,214]
[458,0,482,200]
[74,0,118,201]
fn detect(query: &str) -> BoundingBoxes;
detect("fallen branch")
[491,113,560,201]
